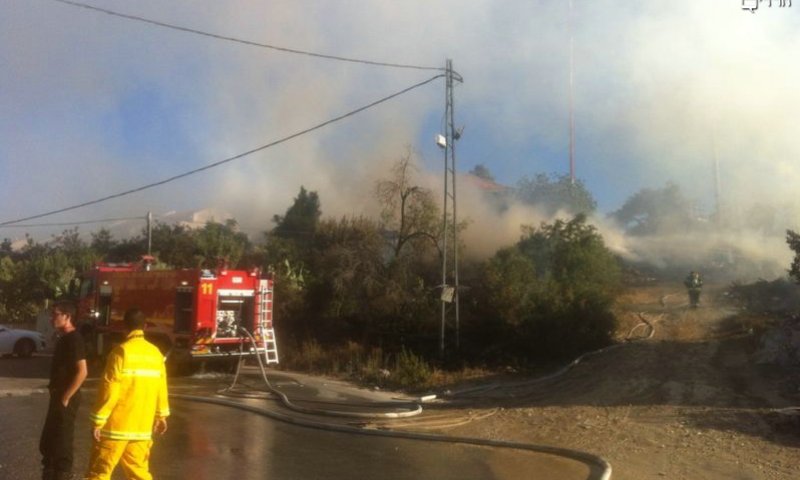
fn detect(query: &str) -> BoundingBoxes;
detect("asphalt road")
[0,355,594,479]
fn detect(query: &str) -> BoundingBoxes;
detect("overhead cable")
[0,216,144,229]
[51,0,444,72]
[0,74,445,226]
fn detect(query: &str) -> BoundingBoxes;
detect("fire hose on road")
[214,327,422,419]
[171,328,613,479]
[172,391,613,480]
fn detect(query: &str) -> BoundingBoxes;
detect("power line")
[50,0,444,72]
[0,216,144,229]
[0,74,445,227]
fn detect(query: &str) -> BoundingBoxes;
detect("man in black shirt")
[40,300,87,480]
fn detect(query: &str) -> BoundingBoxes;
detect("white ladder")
[258,281,279,364]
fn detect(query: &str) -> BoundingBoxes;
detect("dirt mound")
[432,281,800,479]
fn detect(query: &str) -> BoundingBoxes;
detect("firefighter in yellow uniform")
[84,309,170,480]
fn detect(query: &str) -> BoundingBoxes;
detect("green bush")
[391,347,433,389]
[467,214,621,364]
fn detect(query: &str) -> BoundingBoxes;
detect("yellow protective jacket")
[90,330,170,441]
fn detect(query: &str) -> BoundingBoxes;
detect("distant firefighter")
[684,271,703,308]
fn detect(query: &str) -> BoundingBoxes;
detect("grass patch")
[280,339,495,391]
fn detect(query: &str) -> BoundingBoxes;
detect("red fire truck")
[74,257,278,370]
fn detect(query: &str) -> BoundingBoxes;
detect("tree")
[0,238,12,258]
[375,152,441,260]
[469,164,495,182]
[0,256,29,322]
[49,228,99,276]
[611,182,695,235]
[516,173,596,216]
[0,238,77,321]
[194,219,251,268]
[22,247,75,302]
[272,186,321,243]
[470,214,620,363]
[105,236,147,263]
[263,186,322,276]
[518,214,621,302]
[787,230,800,284]
[148,222,197,268]
[90,228,117,257]
[306,217,386,337]
[479,246,538,328]
[261,186,323,298]
[0,234,87,322]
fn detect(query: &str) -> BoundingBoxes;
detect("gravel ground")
[374,284,800,480]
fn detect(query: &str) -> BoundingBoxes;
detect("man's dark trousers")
[40,391,81,480]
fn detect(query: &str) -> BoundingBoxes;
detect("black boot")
[42,468,55,480]
[53,471,74,480]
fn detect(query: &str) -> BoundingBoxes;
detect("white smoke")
[2,1,798,279]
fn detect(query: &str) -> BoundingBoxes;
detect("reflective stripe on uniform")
[90,412,109,423]
[89,330,170,444]
[120,368,162,378]
[100,429,152,441]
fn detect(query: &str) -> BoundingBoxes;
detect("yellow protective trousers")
[84,439,153,480]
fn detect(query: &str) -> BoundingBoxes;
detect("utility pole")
[146,211,152,256]
[439,59,463,357]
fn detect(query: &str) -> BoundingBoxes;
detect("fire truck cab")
[75,257,278,370]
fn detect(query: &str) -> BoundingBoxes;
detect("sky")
[2,1,800,274]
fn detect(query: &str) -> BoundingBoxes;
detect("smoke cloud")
[2,1,798,279]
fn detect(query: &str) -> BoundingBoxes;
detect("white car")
[0,325,46,358]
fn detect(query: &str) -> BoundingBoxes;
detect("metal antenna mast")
[712,133,722,227]
[439,59,463,356]
[568,0,576,184]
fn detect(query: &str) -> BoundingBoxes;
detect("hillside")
[408,281,800,479]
